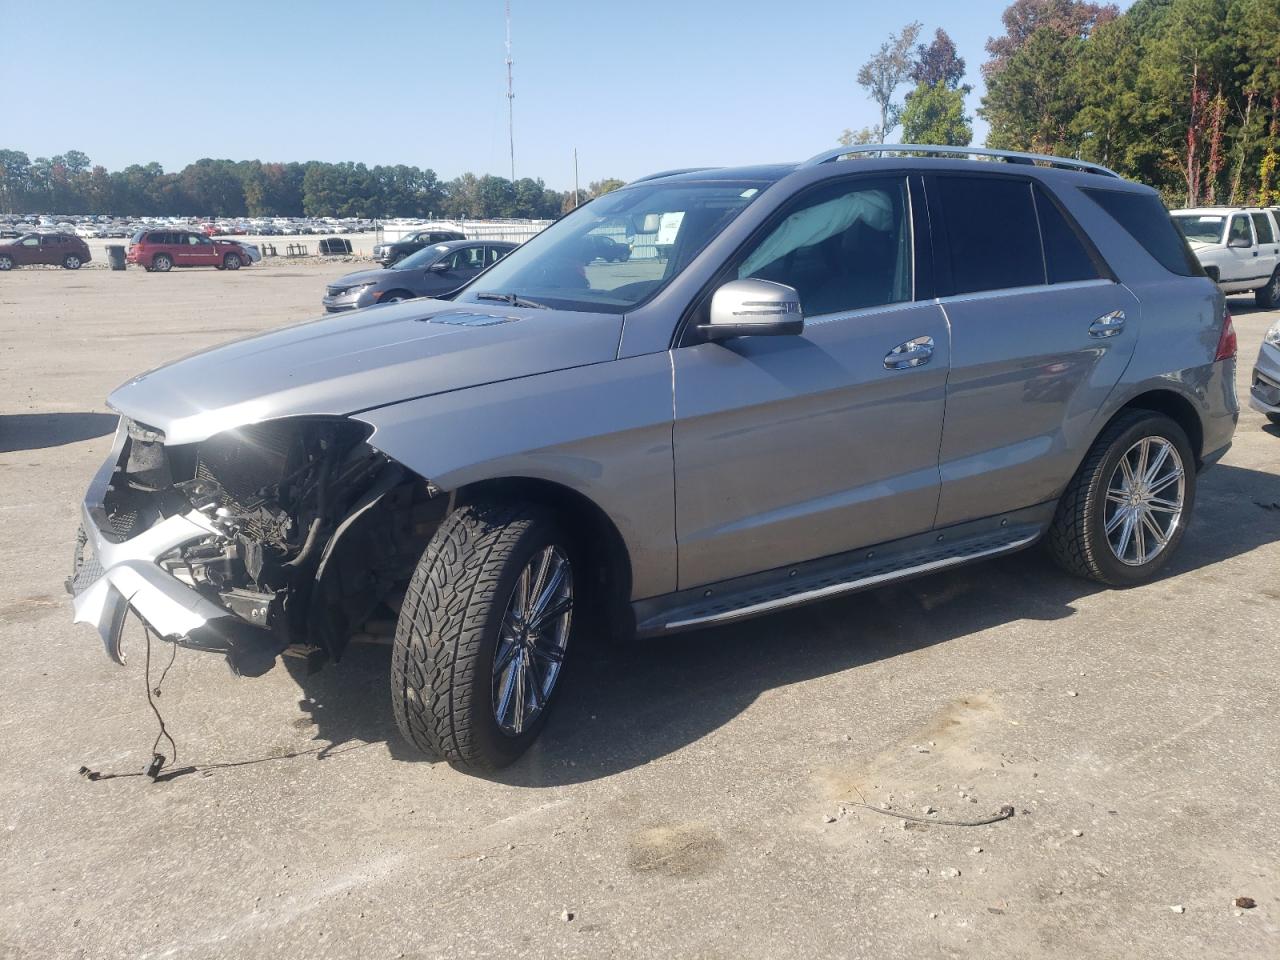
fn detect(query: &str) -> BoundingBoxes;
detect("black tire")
[1267,412,1280,426]
[1047,411,1196,586]
[380,290,413,304]
[223,253,241,271]
[0,254,13,271]
[62,254,82,270]
[391,500,576,770]
[1256,269,1280,309]
[152,253,172,272]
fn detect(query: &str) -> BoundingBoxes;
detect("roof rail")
[629,167,720,184]
[801,144,1120,178]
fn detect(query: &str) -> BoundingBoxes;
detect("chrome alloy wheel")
[492,544,573,736]
[1104,436,1185,567]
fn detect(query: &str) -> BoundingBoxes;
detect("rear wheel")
[1256,269,1280,309]
[391,500,576,770]
[62,254,82,270]
[223,253,241,270]
[0,254,13,271]
[152,253,172,272]
[1048,411,1196,586]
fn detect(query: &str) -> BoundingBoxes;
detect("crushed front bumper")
[67,422,261,666]
[69,506,232,663]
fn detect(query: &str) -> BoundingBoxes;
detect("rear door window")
[1033,186,1104,284]
[936,176,1044,294]
[1250,213,1274,245]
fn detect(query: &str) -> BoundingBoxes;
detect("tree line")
[848,0,1280,206]
[0,150,627,219]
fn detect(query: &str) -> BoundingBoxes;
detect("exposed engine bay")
[79,416,445,675]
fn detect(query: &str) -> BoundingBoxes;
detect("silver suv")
[69,146,1239,770]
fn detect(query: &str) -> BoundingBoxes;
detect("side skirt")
[633,502,1056,637]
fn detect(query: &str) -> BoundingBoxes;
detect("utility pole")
[505,1,515,183]
[573,148,580,209]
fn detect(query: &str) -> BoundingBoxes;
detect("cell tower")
[505,1,515,183]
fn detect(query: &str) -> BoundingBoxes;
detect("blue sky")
[2,0,1133,189]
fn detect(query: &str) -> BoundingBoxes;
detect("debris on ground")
[560,909,574,922]
[1233,896,1257,909]
[1170,905,1185,914]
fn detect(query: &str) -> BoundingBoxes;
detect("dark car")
[0,233,92,270]
[372,228,467,267]
[322,239,517,312]
[583,234,631,262]
[127,229,252,272]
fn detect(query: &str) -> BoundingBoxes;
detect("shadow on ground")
[0,412,117,453]
[284,462,1280,786]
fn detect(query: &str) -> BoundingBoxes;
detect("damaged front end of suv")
[70,414,443,676]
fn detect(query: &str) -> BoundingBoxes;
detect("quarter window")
[1251,213,1275,245]
[937,176,1043,294]
[736,177,912,316]
[1081,188,1203,277]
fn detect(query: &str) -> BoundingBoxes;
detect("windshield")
[1172,214,1226,244]
[392,244,448,270]
[454,180,767,313]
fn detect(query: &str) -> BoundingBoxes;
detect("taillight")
[1214,307,1237,361]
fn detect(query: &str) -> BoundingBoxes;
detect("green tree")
[849,21,923,143]
[588,178,625,197]
[981,25,1084,152]
[901,83,973,145]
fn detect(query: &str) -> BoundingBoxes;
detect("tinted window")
[737,176,912,315]
[1252,213,1275,245]
[1034,186,1103,283]
[1229,216,1253,246]
[1083,188,1203,277]
[937,176,1043,294]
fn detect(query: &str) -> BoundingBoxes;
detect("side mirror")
[1228,235,1253,248]
[698,279,804,341]
[428,262,450,273]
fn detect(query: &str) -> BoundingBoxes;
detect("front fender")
[354,352,678,599]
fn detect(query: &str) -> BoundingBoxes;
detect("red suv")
[0,233,92,270]
[127,229,252,272]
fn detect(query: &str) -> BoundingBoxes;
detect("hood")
[1184,238,1215,252]
[108,299,624,445]
[330,267,395,289]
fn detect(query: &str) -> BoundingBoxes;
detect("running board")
[633,506,1052,637]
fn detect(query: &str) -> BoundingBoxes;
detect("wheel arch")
[454,475,635,639]
[1112,388,1205,464]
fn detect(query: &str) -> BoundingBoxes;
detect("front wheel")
[62,254,82,270]
[1256,269,1280,309]
[391,501,576,769]
[223,253,241,270]
[1048,411,1196,586]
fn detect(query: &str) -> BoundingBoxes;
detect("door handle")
[1088,310,1126,338]
[884,335,934,370]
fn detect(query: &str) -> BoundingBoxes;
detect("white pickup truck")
[1171,206,1280,307]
